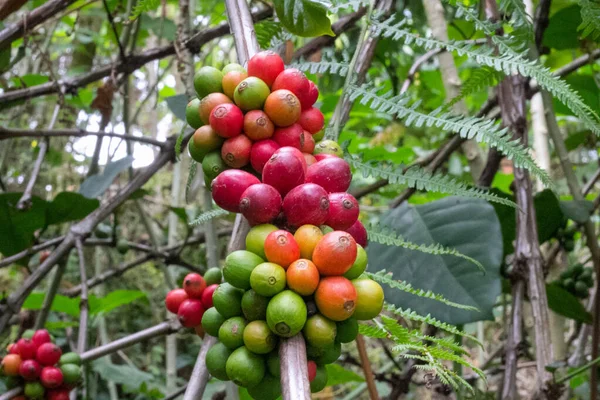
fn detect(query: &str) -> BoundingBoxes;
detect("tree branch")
[16,104,60,210]
[0,127,167,148]
[0,235,65,269]
[0,0,77,49]
[0,7,273,106]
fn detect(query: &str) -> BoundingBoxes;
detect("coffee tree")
[0,0,599,399]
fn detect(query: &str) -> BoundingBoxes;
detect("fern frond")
[579,0,600,40]
[331,0,367,13]
[130,0,160,20]
[370,17,600,138]
[291,60,350,76]
[383,303,482,346]
[185,161,197,204]
[445,67,503,110]
[346,153,519,206]
[430,346,486,381]
[499,0,533,28]
[367,270,481,310]
[348,85,553,187]
[255,20,293,50]
[381,315,413,343]
[189,208,228,226]
[358,322,389,338]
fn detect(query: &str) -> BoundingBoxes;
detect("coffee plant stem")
[0,387,22,400]
[183,335,217,400]
[356,334,379,399]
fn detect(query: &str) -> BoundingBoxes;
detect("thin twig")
[101,0,126,60]
[0,236,65,269]
[34,259,68,329]
[16,104,60,210]
[183,335,218,400]
[0,127,166,148]
[356,334,379,399]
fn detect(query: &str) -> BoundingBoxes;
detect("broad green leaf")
[546,283,592,324]
[0,193,47,257]
[367,197,503,325]
[543,5,582,50]
[88,290,148,315]
[326,364,365,386]
[130,0,160,20]
[92,358,155,390]
[140,15,177,41]
[560,200,595,223]
[79,156,134,199]
[165,94,188,121]
[22,293,80,318]
[46,192,99,226]
[169,207,189,224]
[273,0,335,37]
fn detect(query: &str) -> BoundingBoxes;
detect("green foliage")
[370,16,600,138]
[189,208,229,226]
[348,84,553,187]
[578,0,600,40]
[185,160,198,203]
[366,270,480,311]
[46,192,99,226]
[79,156,134,199]
[358,315,484,392]
[130,0,161,21]
[273,0,335,37]
[444,67,503,111]
[255,21,293,49]
[291,60,350,77]
[346,153,519,207]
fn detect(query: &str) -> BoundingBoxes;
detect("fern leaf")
[367,270,480,310]
[347,85,553,187]
[366,225,485,272]
[291,60,350,77]
[189,208,228,226]
[370,17,600,138]
[130,0,160,20]
[383,303,482,346]
[579,0,600,40]
[331,0,367,13]
[381,315,414,343]
[498,0,533,32]
[346,153,519,207]
[445,67,503,110]
[175,129,186,159]
[358,322,389,338]
[429,346,486,381]
[185,161,197,204]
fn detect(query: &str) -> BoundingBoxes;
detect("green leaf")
[169,207,189,224]
[88,290,147,315]
[22,293,80,318]
[273,0,335,37]
[92,358,155,390]
[543,5,582,50]
[326,364,365,386]
[0,22,9,72]
[560,200,595,223]
[46,192,99,226]
[546,283,592,324]
[140,15,177,41]
[578,0,600,40]
[79,156,134,199]
[367,197,503,325]
[0,193,47,257]
[166,94,188,121]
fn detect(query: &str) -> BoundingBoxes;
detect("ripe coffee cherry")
[303,153,317,166]
[264,90,301,127]
[262,147,306,196]
[272,68,310,101]
[8,343,20,354]
[165,288,189,314]
[298,108,324,134]
[199,93,232,125]
[16,339,37,360]
[264,230,301,268]
[221,134,252,168]
[273,123,305,151]
[299,131,315,154]
[283,184,330,229]
[312,232,357,276]
[19,359,42,380]
[47,389,70,400]
[326,193,359,230]
[183,273,207,298]
[239,184,283,226]
[307,360,317,382]
[36,343,62,366]
[209,103,244,138]
[250,140,279,174]
[1,354,22,376]
[31,330,52,348]
[40,366,64,389]
[177,299,205,328]
[201,284,219,309]
[302,81,319,110]
[314,153,337,162]
[345,220,368,248]
[306,157,352,193]
[212,170,261,212]
[247,51,285,87]
[244,110,275,140]
[222,70,248,99]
